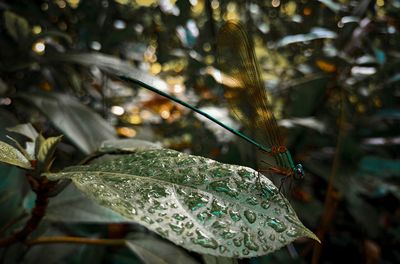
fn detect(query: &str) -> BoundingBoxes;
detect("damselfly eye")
[294,164,304,180]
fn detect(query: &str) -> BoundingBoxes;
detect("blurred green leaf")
[276,28,337,47]
[45,148,319,258]
[20,92,116,154]
[289,76,328,117]
[4,11,30,42]
[0,110,30,230]
[318,0,341,13]
[6,123,38,141]
[359,156,400,178]
[45,184,131,223]
[345,183,381,238]
[36,135,63,172]
[387,73,400,84]
[99,139,162,153]
[126,235,199,264]
[202,255,238,264]
[373,48,386,65]
[50,52,168,92]
[21,225,98,264]
[0,165,26,229]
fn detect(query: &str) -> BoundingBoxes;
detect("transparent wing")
[216,21,284,149]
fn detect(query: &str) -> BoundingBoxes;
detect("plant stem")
[0,176,54,247]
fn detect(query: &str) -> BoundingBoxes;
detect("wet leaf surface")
[46,148,318,258]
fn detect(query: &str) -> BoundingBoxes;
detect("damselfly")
[118,20,304,183]
[216,20,304,182]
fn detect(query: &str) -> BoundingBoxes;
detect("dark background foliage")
[0,0,399,263]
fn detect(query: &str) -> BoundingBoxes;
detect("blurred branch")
[352,0,373,17]
[0,212,28,236]
[26,236,126,246]
[311,82,347,264]
[205,0,217,53]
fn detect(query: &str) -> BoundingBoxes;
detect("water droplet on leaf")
[266,217,287,233]
[191,230,218,249]
[229,209,241,222]
[244,210,257,224]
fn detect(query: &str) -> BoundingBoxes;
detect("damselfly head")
[294,164,305,180]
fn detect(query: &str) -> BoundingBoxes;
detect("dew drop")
[229,209,241,222]
[261,185,277,199]
[261,201,270,210]
[262,244,271,251]
[211,200,227,216]
[266,217,287,233]
[269,234,275,241]
[237,169,254,180]
[286,227,299,237]
[184,192,209,211]
[246,196,259,205]
[212,220,227,229]
[221,229,237,239]
[208,180,239,197]
[173,213,187,221]
[233,237,242,247]
[191,230,218,249]
[185,221,194,229]
[242,248,250,255]
[210,167,232,178]
[131,207,137,215]
[278,235,286,243]
[244,210,257,224]
[141,216,154,224]
[169,223,185,235]
[219,245,227,254]
[243,232,259,251]
[197,211,212,222]
[156,227,169,238]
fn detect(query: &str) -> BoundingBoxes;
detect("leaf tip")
[304,229,321,243]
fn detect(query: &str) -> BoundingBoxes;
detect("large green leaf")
[20,92,116,154]
[45,148,319,258]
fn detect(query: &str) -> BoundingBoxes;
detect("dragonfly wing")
[216,21,285,150]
